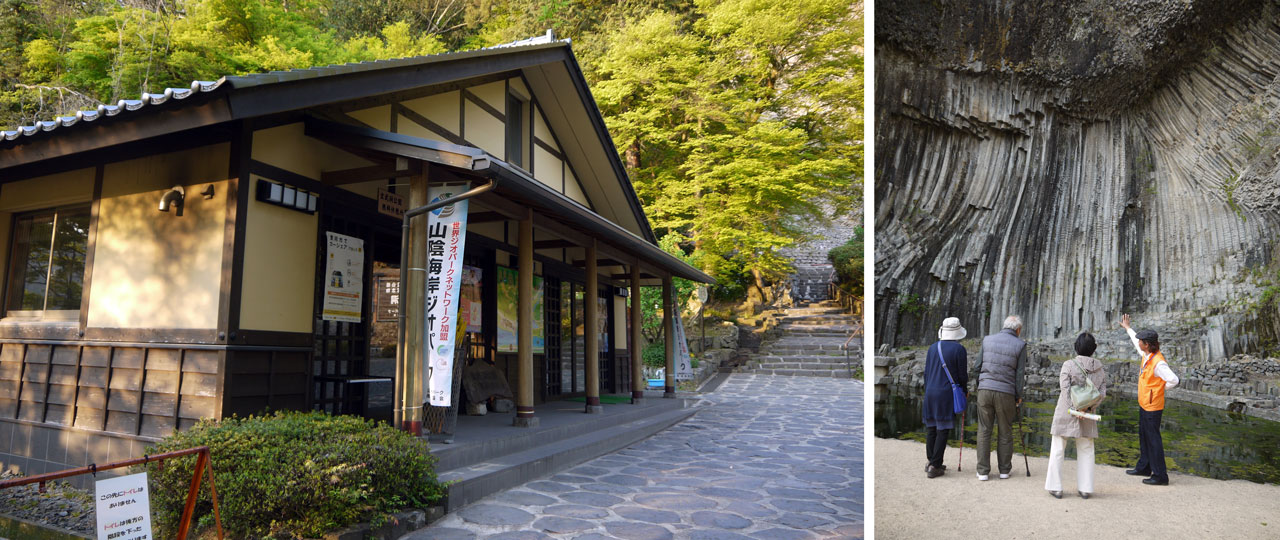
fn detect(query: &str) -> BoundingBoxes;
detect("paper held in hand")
[1069,408,1101,421]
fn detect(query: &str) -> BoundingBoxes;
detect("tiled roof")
[1,31,564,144]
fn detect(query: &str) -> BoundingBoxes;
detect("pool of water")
[0,513,87,539]
[876,385,1280,484]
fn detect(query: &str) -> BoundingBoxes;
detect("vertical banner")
[673,291,693,381]
[322,232,364,322]
[95,472,152,540]
[424,184,469,407]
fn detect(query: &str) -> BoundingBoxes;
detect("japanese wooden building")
[0,33,712,476]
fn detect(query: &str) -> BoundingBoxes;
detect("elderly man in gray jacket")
[972,315,1027,480]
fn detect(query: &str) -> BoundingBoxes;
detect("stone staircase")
[743,300,861,378]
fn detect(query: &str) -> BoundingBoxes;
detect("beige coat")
[1050,355,1108,438]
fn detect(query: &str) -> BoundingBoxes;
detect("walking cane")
[1016,401,1030,476]
[957,398,966,472]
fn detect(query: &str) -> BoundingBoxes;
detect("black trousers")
[925,426,950,468]
[1134,408,1168,482]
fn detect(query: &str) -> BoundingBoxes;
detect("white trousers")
[1045,434,1095,493]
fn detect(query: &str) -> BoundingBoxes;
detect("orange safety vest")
[1138,351,1168,411]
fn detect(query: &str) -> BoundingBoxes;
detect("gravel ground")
[876,437,1280,539]
[0,471,95,537]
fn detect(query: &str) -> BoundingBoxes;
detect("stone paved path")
[403,374,863,540]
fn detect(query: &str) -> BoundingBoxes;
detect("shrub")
[143,411,444,539]
[828,228,863,294]
[642,340,666,369]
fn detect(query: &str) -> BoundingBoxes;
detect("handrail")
[0,445,224,540]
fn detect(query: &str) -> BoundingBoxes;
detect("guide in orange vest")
[1119,313,1180,486]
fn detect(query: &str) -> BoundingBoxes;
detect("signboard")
[673,293,694,381]
[375,274,399,323]
[423,184,469,407]
[377,187,405,219]
[95,472,152,540]
[322,232,364,322]
[496,266,544,353]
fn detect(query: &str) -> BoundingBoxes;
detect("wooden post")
[631,263,645,403]
[403,172,428,434]
[663,275,675,398]
[514,209,538,427]
[584,239,601,413]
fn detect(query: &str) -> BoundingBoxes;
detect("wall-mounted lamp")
[158,185,185,216]
[256,179,317,214]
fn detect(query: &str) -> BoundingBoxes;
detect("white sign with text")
[95,472,152,540]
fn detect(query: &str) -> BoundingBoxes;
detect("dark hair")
[1136,329,1160,353]
[1074,332,1097,357]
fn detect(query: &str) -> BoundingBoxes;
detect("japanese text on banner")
[423,184,469,406]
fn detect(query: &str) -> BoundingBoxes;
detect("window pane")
[561,283,572,392]
[6,214,54,311]
[573,284,585,393]
[506,95,524,167]
[47,210,90,310]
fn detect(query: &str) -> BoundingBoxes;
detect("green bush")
[642,340,666,369]
[828,229,863,294]
[143,411,444,539]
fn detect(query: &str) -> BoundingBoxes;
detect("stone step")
[781,315,847,322]
[750,362,854,370]
[761,345,848,353]
[778,308,849,316]
[778,325,860,332]
[745,368,856,378]
[755,355,855,363]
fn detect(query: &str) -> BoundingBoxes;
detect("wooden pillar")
[630,263,645,403]
[514,209,538,427]
[402,173,428,434]
[584,239,601,413]
[663,275,676,398]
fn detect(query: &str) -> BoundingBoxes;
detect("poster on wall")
[423,184,469,407]
[322,232,364,322]
[496,266,544,354]
[672,295,694,381]
[95,472,152,540]
[461,266,482,334]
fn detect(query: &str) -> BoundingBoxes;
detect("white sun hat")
[938,317,967,341]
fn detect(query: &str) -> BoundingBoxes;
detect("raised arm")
[1120,313,1143,357]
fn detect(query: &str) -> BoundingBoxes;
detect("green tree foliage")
[589,0,861,302]
[1,0,863,308]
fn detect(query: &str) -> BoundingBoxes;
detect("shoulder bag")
[936,342,967,414]
[1068,357,1104,411]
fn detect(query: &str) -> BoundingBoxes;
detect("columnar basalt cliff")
[875,0,1280,362]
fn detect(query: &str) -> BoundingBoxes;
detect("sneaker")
[927,466,945,478]
[976,473,989,481]
[999,473,1010,479]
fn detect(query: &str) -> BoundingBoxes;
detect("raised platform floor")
[427,391,701,511]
